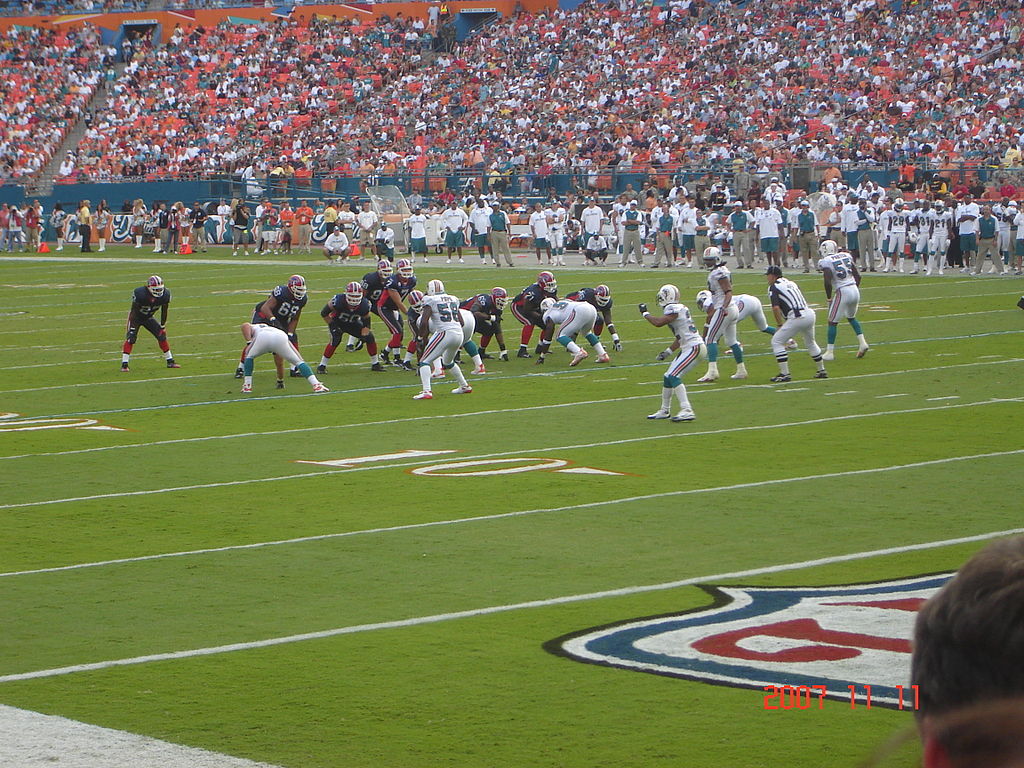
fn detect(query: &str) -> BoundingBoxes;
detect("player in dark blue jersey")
[377,258,418,366]
[510,270,557,357]
[317,281,385,373]
[352,259,394,351]
[235,274,308,382]
[566,284,622,350]
[121,275,180,371]
[461,287,509,361]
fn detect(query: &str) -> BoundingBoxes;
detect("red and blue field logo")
[547,575,951,709]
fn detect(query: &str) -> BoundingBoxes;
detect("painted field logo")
[548,574,951,709]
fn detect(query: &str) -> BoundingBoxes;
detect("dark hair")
[765,265,782,277]
[911,537,1024,720]
[928,698,1024,768]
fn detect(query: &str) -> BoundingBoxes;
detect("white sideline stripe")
[0,705,284,768]
[3,360,1022,461]
[3,514,1024,683]
[877,393,909,399]
[0,396,1018,519]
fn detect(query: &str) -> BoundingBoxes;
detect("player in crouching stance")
[818,240,869,361]
[122,275,180,371]
[317,281,385,373]
[640,284,705,422]
[239,322,328,394]
[765,265,827,382]
[696,247,747,382]
[413,280,473,400]
[535,297,610,366]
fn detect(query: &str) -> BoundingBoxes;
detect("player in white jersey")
[881,200,908,272]
[239,322,328,394]
[818,242,868,361]
[696,247,746,382]
[909,201,933,274]
[412,279,472,400]
[928,200,952,275]
[697,290,792,344]
[548,202,567,266]
[535,298,609,366]
[765,266,827,382]
[640,284,705,422]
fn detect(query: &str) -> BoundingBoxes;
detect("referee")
[765,265,828,382]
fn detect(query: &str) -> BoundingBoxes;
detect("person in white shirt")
[529,202,553,265]
[584,233,609,265]
[818,241,868,360]
[239,322,328,394]
[840,194,863,265]
[535,298,610,366]
[468,199,493,264]
[580,199,605,242]
[1012,204,1024,275]
[322,229,350,264]
[406,207,429,263]
[754,200,784,267]
[639,283,705,422]
[696,247,746,382]
[909,200,933,274]
[355,202,379,259]
[994,198,1015,266]
[412,280,472,400]
[548,200,568,266]
[956,194,981,271]
[928,200,953,276]
[881,199,909,273]
[373,223,395,260]
[440,201,469,263]
[676,197,698,267]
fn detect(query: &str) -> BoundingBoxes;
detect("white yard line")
[2,513,1023,683]
[0,397,1018,515]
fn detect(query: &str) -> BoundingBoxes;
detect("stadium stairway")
[26,62,126,197]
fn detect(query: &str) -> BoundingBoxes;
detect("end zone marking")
[3,519,1024,684]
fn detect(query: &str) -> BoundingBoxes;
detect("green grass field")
[1,248,1022,767]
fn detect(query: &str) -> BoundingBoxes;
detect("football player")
[239,322,327,394]
[121,275,180,372]
[234,275,307,383]
[407,290,485,376]
[639,284,705,422]
[377,258,418,368]
[696,247,746,382]
[412,279,473,400]
[317,282,385,373]
[354,259,394,350]
[766,265,827,382]
[927,200,952,276]
[510,270,558,358]
[535,297,610,366]
[461,287,509,362]
[565,285,622,351]
[819,241,869,361]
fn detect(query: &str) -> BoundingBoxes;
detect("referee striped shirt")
[768,278,810,319]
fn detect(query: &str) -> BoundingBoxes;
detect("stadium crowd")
[50,0,1024,186]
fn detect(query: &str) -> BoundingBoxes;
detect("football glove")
[498,350,508,361]
[656,349,670,361]
[638,303,649,314]
[612,337,622,352]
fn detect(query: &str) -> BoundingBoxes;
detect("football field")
[1,249,1022,767]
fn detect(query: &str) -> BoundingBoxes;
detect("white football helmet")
[427,279,445,296]
[540,297,556,313]
[146,275,164,297]
[657,284,680,308]
[819,239,838,258]
[695,289,713,312]
[702,246,723,267]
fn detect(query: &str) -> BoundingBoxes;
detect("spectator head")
[983,205,993,216]
[911,537,1024,731]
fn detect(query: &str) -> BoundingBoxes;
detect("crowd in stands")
[38,0,1024,190]
[0,0,145,17]
[0,24,111,181]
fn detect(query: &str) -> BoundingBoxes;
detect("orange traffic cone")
[349,242,361,258]
[180,243,192,255]
[38,242,50,253]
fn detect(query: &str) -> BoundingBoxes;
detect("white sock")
[320,356,329,367]
[593,342,607,356]
[244,376,253,386]
[673,384,690,410]
[418,365,431,392]
[472,354,483,368]
[121,353,130,364]
[450,363,469,388]
[306,375,320,386]
[661,388,672,410]
[164,350,174,360]
[565,340,581,354]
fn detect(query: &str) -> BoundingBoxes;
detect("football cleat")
[491,287,509,309]
[396,360,415,371]
[344,281,364,307]
[480,352,494,360]
[647,409,671,420]
[671,410,696,422]
[352,339,364,351]
[697,373,718,383]
[473,365,487,374]
[857,345,870,358]
[814,370,829,379]
[821,351,835,361]
[316,364,327,374]
[346,345,354,352]
[147,275,165,297]
[517,349,531,358]
[371,363,386,372]
[569,349,589,366]
[537,270,557,294]
[312,383,330,393]
[241,383,252,393]
[413,390,433,400]
[234,366,244,379]
[596,353,611,363]
[276,379,285,389]
[120,362,130,372]
[452,385,473,394]
[594,284,611,306]
[287,274,306,300]
[166,359,180,369]
[770,374,792,383]
[730,370,747,380]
